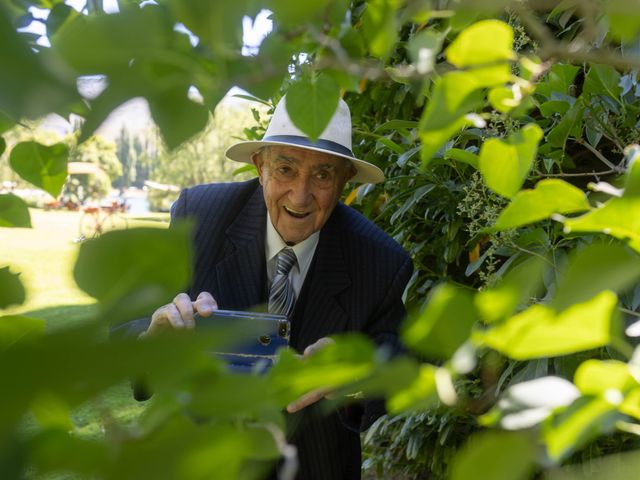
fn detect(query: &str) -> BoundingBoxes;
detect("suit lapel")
[215,185,268,309]
[293,207,351,348]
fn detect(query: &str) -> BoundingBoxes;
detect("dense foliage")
[3,1,640,479]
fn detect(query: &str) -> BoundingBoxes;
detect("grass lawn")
[1,208,170,461]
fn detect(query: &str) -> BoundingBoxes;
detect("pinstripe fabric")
[269,248,297,317]
[169,178,412,480]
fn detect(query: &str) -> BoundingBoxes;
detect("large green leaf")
[286,74,341,142]
[73,225,192,323]
[543,396,621,463]
[552,243,640,311]
[450,431,535,480]
[419,72,486,165]
[402,283,477,360]
[386,364,438,413]
[445,19,515,67]
[563,151,640,253]
[574,360,638,396]
[536,63,580,99]
[9,142,68,198]
[267,334,374,405]
[0,268,26,310]
[0,194,31,228]
[491,179,590,230]
[483,291,619,360]
[148,87,211,150]
[0,315,44,350]
[169,0,250,54]
[0,8,76,121]
[268,0,347,26]
[605,0,640,41]
[583,64,622,99]
[479,124,543,198]
[475,256,546,324]
[546,449,640,480]
[408,28,444,74]
[360,0,401,59]
[51,5,171,74]
[547,100,584,149]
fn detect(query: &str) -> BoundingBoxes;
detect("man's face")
[253,146,355,245]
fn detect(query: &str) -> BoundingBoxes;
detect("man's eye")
[277,166,294,176]
[315,171,331,181]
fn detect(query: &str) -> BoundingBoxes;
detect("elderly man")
[144,96,412,479]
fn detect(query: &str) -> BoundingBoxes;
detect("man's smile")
[284,206,311,219]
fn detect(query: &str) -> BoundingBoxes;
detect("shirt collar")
[265,212,320,266]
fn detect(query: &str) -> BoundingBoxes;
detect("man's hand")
[142,291,217,337]
[286,337,335,413]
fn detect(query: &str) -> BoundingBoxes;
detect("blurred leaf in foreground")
[73,224,192,324]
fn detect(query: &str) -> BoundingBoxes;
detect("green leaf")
[479,124,543,198]
[286,74,341,142]
[73,225,193,323]
[552,243,640,311]
[445,19,515,68]
[148,88,211,150]
[543,396,621,463]
[539,100,571,118]
[0,136,5,156]
[483,291,620,360]
[444,148,479,169]
[605,0,640,41]
[583,64,622,99]
[268,0,347,26]
[386,364,438,413]
[0,9,76,121]
[0,268,26,310]
[488,85,520,113]
[536,63,580,99]
[46,3,75,36]
[475,256,546,324]
[574,360,638,396]
[563,154,640,253]
[491,179,590,230]
[51,5,171,74]
[9,142,68,198]
[0,315,44,350]
[0,194,31,228]
[31,393,74,431]
[169,0,249,53]
[267,334,375,404]
[419,72,485,165]
[408,28,444,74]
[450,431,535,480]
[402,283,477,360]
[361,0,401,59]
[547,100,584,149]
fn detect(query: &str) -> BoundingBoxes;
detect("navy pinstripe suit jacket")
[171,178,412,479]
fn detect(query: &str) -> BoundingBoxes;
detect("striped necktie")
[269,247,297,318]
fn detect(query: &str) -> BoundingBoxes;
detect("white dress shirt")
[265,212,319,297]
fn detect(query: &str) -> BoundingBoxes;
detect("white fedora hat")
[225,96,384,184]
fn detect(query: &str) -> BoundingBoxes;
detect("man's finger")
[148,303,184,335]
[173,293,195,328]
[303,337,335,357]
[286,388,332,413]
[194,291,218,317]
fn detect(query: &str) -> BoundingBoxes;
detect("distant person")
[133,96,412,479]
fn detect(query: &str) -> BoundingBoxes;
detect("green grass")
[2,208,169,459]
